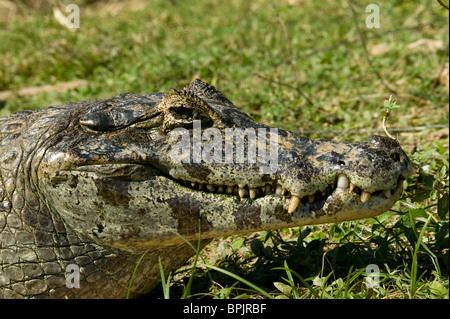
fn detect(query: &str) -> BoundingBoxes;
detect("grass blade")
[168,220,203,299]
[282,260,300,299]
[409,213,433,298]
[126,248,150,299]
[272,265,319,299]
[159,257,172,299]
[203,264,275,299]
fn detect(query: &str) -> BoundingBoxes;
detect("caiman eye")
[169,107,194,119]
[164,107,214,131]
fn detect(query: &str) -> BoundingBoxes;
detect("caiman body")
[0,79,412,298]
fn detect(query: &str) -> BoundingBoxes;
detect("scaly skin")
[0,79,412,298]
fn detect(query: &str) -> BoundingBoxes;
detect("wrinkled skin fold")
[0,79,413,298]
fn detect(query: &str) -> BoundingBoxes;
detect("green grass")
[1,0,448,299]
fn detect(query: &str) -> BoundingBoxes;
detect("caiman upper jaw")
[159,133,413,216]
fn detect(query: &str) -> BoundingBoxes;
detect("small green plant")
[382,95,401,112]
[381,95,401,140]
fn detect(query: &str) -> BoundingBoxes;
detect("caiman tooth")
[308,195,315,204]
[191,182,196,187]
[265,185,272,195]
[348,183,355,194]
[337,174,349,189]
[217,186,224,193]
[238,188,247,199]
[360,191,371,203]
[383,189,392,198]
[281,188,287,196]
[206,184,215,192]
[198,183,204,190]
[275,185,283,196]
[226,186,234,194]
[249,188,257,199]
[288,195,301,214]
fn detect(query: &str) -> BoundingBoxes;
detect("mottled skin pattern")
[0,79,412,298]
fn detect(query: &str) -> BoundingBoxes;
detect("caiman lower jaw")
[173,173,405,215]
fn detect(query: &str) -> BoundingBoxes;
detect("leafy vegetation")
[1,0,448,299]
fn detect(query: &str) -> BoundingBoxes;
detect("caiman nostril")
[392,153,401,162]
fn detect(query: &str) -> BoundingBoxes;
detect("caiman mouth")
[70,163,404,215]
[167,172,405,214]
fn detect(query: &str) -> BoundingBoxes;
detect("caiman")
[0,79,413,298]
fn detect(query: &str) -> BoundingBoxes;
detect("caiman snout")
[326,134,413,200]
[274,132,413,215]
[363,135,413,179]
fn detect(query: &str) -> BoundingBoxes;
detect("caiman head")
[37,79,413,250]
